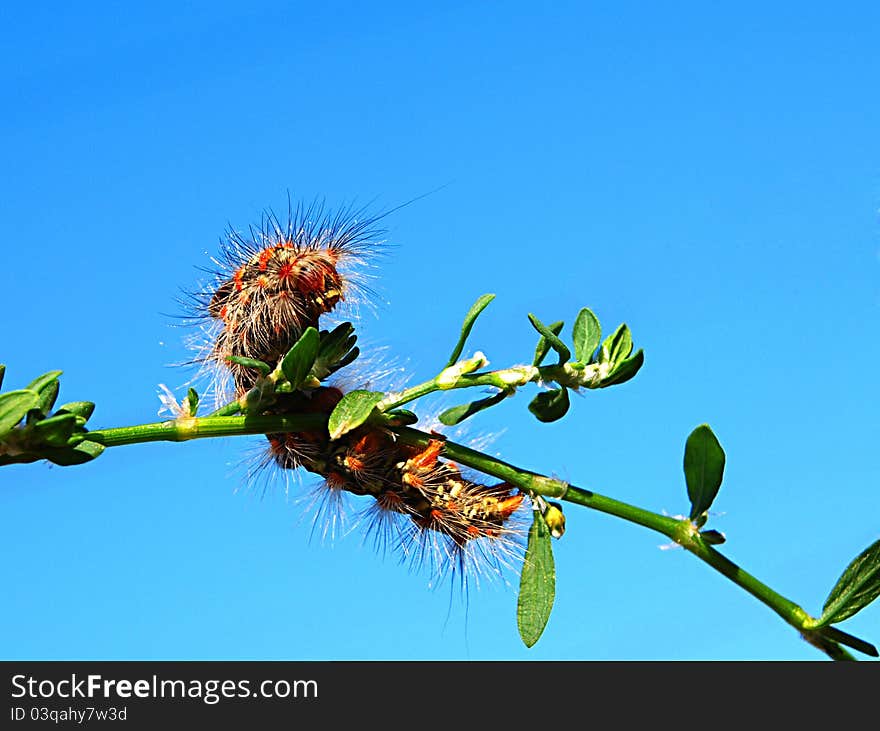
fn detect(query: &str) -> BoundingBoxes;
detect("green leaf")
[32,413,78,446]
[382,409,418,427]
[186,388,199,417]
[0,452,40,466]
[446,293,495,368]
[600,324,633,366]
[528,314,571,364]
[700,529,726,545]
[528,388,570,423]
[334,346,360,371]
[313,323,359,380]
[25,407,43,426]
[226,355,272,376]
[43,439,105,466]
[683,424,726,521]
[572,308,601,364]
[327,390,385,440]
[0,364,5,390]
[819,538,880,626]
[815,626,878,657]
[517,509,556,648]
[438,389,510,426]
[26,370,62,394]
[26,371,63,414]
[281,327,320,389]
[56,401,95,422]
[532,321,564,367]
[600,349,645,387]
[0,390,40,440]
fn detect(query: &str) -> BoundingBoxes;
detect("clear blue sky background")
[1,2,878,660]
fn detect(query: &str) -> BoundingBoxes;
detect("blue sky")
[1,2,878,660]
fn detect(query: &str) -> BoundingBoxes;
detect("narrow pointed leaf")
[226,355,272,376]
[56,401,95,421]
[700,529,727,545]
[528,314,571,364]
[517,510,556,648]
[572,308,601,364]
[313,323,359,379]
[816,626,878,657]
[446,293,495,368]
[26,370,62,395]
[32,413,78,446]
[0,364,5,390]
[328,390,385,440]
[819,539,880,626]
[439,389,509,426]
[600,324,633,366]
[532,320,564,367]
[383,409,418,427]
[528,388,570,423]
[320,322,355,356]
[600,349,645,387]
[26,371,62,414]
[281,327,320,389]
[334,346,360,371]
[683,424,726,521]
[43,439,105,466]
[186,388,199,417]
[0,390,40,439]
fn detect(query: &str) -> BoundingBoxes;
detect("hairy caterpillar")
[190,200,527,583]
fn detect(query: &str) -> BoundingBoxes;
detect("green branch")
[390,426,822,645]
[81,414,325,448]
[66,406,839,658]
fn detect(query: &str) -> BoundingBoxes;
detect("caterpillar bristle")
[191,199,527,591]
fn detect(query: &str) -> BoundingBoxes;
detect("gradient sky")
[1,2,878,660]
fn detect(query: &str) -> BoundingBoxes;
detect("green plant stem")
[378,363,588,412]
[82,414,325,448]
[391,426,825,654]
[58,411,841,659]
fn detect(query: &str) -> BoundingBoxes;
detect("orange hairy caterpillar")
[190,200,382,394]
[191,200,527,585]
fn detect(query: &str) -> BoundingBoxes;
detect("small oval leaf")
[819,538,880,626]
[26,370,63,395]
[700,529,727,545]
[328,390,385,440]
[0,390,40,440]
[32,413,78,446]
[382,409,418,427]
[438,389,509,426]
[186,388,199,417]
[600,324,633,366]
[25,371,63,415]
[517,509,556,648]
[600,349,645,388]
[43,439,105,466]
[528,388,570,423]
[281,327,320,389]
[684,424,726,521]
[56,401,96,421]
[572,308,601,364]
